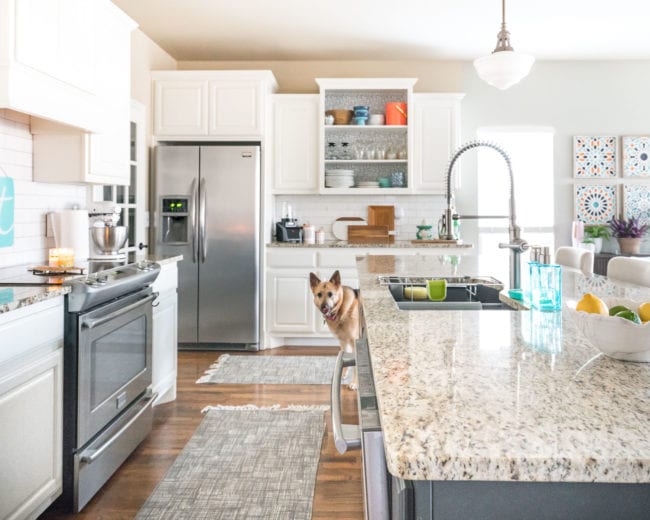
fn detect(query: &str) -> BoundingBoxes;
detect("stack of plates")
[356,181,380,188]
[325,169,354,188]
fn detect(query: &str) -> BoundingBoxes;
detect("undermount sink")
[378,275,516,311]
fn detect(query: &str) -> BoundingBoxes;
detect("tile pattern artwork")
[623,184,650,225]
[622,136,650,177]
[573,136,618,178]
[574,184,617,224]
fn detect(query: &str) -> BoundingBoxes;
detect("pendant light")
[473,0,534,90]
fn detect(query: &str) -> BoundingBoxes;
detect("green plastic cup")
[427,279,447,301]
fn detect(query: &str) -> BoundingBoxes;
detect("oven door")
[76,289,155,447]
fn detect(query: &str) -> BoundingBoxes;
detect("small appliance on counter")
[276,218,303,243]
[88,203,128,260]
[275,203,302,243]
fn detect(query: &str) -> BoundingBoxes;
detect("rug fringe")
[195,354,231,383]
[202,404,330,413]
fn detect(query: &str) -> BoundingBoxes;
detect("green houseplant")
[583,225,611,254]
[609,216,648,255]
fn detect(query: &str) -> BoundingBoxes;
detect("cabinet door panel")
[152,292,177,403]
[208,80,260,136]
[272,95,319,192]
[155,80,209,136]
[411,94,461,193]
[0,349,62,520]
[267,270,314,332]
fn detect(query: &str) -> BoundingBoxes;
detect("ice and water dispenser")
[160,197,189,244]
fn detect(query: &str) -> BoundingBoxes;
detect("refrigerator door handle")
[199,177,207,263]
[190,178,198,263]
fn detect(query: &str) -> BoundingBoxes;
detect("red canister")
[385,102,407,125]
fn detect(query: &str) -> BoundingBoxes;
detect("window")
[476,127,555,285]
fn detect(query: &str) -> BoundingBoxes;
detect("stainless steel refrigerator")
[152,144,260,350]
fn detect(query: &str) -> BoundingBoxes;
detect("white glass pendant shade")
[473,50,535,90]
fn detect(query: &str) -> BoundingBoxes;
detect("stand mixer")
[88,204,129,260]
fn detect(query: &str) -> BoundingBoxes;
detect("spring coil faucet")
[440,140,529,289]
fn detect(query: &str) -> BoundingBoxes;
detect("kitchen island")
[357,254,650,519]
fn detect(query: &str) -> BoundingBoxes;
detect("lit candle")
[58,248,74,268]
[48,248,60,267]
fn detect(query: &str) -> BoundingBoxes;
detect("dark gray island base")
[391,479,649,520]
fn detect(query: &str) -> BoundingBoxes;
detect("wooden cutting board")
[367,205,395,232]
[347,225,390,243]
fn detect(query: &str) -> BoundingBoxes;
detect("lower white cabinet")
[266,270,315,333]
[151,261,179,405]
[0,298,64,520]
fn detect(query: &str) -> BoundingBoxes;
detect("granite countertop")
[0,285,70,315]
[268,240,472,249]
[0,254,182,315]
[357,254,650,483]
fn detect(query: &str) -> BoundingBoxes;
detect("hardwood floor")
[41,347,364,520]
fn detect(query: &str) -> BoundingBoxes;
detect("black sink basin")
[378,275,515,311]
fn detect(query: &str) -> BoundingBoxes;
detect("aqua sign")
[0,176,15,248]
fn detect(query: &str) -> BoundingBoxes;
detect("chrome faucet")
[439,140,529,289]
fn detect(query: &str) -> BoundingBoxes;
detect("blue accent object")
[0,176,14,247]
[0,288,13,305]
[508,289,524,301]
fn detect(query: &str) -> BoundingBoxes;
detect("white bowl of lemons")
[565,294,650,362]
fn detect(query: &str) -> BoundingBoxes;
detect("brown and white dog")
[309,270,360,390]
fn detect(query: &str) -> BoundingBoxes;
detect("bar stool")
[555,246,594,276]
[606,256,650,287]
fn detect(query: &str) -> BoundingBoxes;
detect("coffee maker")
[275,202,302,243]
[88,204,128,260]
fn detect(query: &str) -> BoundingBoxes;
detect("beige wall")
[177,60,464,93]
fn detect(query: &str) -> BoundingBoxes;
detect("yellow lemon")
[576,293,609,315]
[638,302,650,322]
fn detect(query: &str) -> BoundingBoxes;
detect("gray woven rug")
[196,354,338,385]
[136,405,328,520]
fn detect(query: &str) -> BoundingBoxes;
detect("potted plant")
[609,216,648,254]
[583,224,611,254]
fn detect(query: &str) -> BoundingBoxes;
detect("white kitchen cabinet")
[316,78,415,195]
[0,297,64,520]
[31,0,136,185]
[272,94,320,193]
[266,269,316,333]
[152,71,278,139]
[411,93,464,193]
[151,261,179,405]
[0,0,123,132]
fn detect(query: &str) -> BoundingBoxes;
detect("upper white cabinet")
[0,0,113,131]
[272,94,319,193]
[411,93,464,193]
[31,0,136,185]
[153,71,278,139]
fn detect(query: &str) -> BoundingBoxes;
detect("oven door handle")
[82,293,158,330]
[331,351,361,454]
[79,391,158,464]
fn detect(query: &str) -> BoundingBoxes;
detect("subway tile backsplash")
[0,110,87,267]
[274,194,447,241]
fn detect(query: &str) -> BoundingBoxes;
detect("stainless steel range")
[1,260,161,512]
[60,261,160,511]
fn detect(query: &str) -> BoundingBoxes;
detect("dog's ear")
[329,270,341,287]
[309,272,321,289]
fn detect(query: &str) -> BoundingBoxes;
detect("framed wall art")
[622,135,650,177]
[623,183,650,225]
[573,136,618,179]
[574,183,618,225]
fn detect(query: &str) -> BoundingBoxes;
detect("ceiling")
[112,0,650,62]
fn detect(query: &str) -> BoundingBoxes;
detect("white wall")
[459,60,650,254]
[0,110,86,267]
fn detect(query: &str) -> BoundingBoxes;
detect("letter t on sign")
[0,175,15,247]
